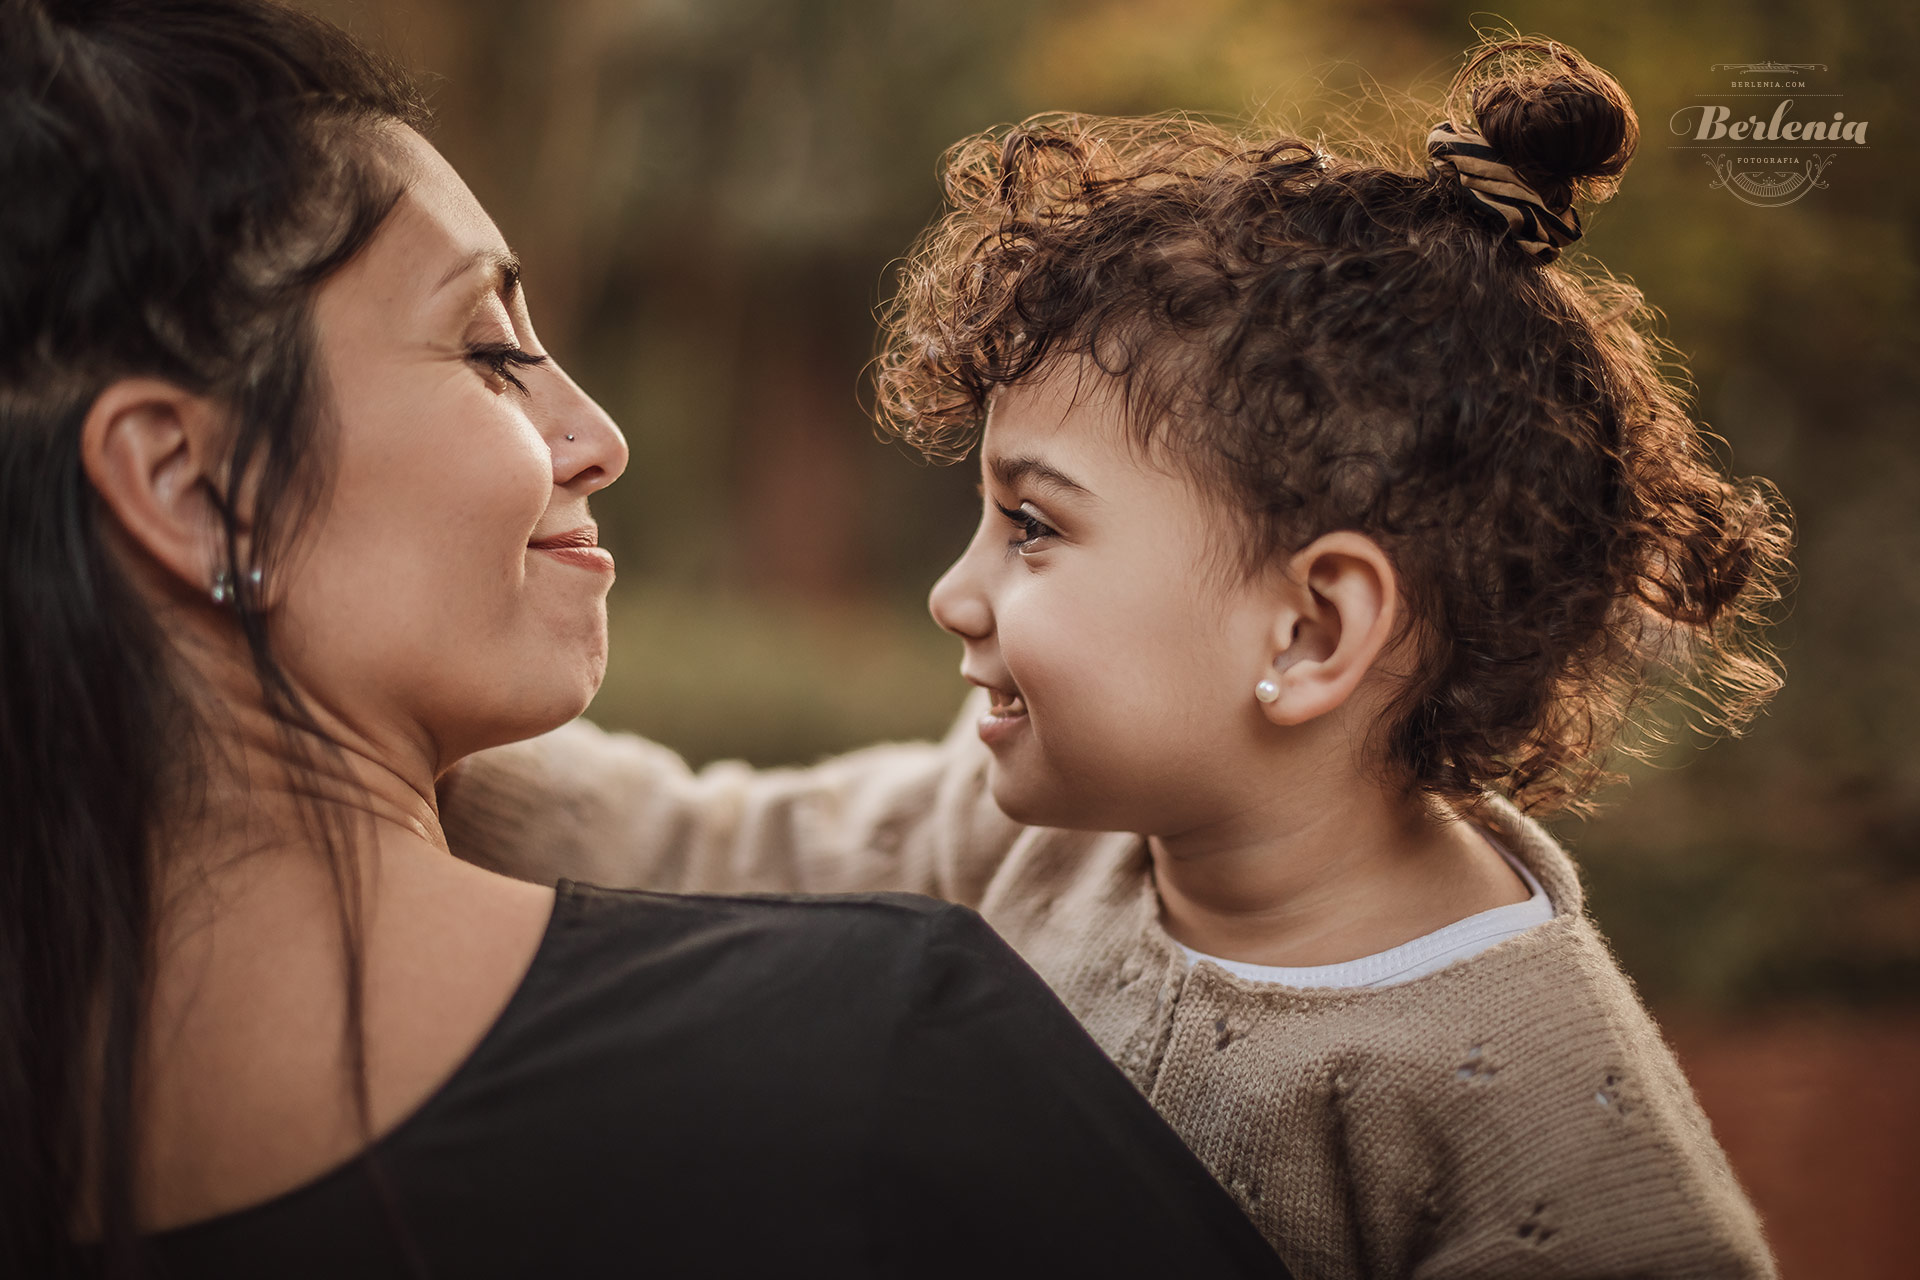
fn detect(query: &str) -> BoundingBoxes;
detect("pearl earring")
[1254,678,1280,704]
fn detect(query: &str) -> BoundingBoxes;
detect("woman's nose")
[928,537,992,640]
[546,362,629,495]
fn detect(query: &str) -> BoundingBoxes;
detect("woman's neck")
[136,679,554,1232]
[156,627,449,879]
[1146,768,1528,968]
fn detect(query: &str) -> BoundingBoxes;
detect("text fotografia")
[1673,101,1869,145]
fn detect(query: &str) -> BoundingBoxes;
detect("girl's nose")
[929,540,992,640]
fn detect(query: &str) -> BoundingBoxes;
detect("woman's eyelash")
[994,500,1056,551]
[465,341,547,394]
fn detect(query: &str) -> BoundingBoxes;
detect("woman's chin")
[447,664,606,762]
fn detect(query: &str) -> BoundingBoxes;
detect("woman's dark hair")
[0,0,426,1271]
[876,37,1793,816]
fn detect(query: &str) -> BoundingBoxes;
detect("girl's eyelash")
[466,341,547,395]
[994,500,1057,552]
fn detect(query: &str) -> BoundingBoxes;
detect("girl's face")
[929,361,1282,834]
[277,128,629,771]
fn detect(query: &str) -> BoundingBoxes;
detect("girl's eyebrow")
[988,454,1095,500]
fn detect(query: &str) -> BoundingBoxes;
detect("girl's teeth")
[992,695,1026,716]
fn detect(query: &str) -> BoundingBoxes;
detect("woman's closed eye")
[994,500,1057,554]
[465,341,548,395]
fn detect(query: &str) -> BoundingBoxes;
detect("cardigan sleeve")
[440,689,1024,908]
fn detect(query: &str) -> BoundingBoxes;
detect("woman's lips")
[529,526,615,573]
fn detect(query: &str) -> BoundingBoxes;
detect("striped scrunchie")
[1426,121,1582,261]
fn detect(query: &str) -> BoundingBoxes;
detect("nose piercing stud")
[1254,678,1281,704]
[565,433,575,441]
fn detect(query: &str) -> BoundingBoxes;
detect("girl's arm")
[441,690,1023,907]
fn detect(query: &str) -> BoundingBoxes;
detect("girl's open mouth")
[977,689,1028,747]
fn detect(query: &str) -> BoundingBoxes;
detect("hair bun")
[1453,39,1639,210]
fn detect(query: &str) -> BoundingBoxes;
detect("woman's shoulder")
[148,882,1289,1279]
[143,886,1001,1276]
[445,880,992,1114]
[531,879,993,1018]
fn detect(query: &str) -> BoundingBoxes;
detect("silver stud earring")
[1254,678,1281,704]
[565,433,575,441]
[210,566,262,607]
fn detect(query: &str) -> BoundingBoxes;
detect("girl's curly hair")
[873,38,1793,816]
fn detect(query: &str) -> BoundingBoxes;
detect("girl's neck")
[1146,775,1529,968]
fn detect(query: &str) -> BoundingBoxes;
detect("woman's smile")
[528,524,615,573]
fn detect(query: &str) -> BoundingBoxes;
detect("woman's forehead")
[380,129,512,287]
[321,128,515,326]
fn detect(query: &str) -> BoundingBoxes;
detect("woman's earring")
[1254,678,1281,704]
[565,433,575,441]
[210,566,262,607]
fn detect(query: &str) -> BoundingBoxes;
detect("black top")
[145,884,1289,1278]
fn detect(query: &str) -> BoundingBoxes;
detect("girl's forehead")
[984,401,1220,536]
[984,371,1197,493]
[983,364,1129,456]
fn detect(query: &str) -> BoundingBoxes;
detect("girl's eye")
[466,341,548,395]
[994,500,1057,554]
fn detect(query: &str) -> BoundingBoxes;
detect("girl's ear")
[1255,531,1399,727]
[80,378,233,599]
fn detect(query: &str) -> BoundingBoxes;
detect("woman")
[0,2,1289,1275]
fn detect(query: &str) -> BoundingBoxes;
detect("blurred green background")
[307,0,1918,1017]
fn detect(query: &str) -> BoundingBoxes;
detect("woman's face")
[278,128,628,771]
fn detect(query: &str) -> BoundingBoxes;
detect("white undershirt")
[1175,837,1555,989]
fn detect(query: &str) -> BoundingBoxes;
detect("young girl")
[447,38,1785,1278]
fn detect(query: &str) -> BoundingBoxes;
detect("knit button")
[1516,1202,1556,1245]
[1455,1044,1499,1083]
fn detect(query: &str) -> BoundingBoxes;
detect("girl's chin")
[985,765,1061,829]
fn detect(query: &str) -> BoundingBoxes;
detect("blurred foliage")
[307,0,1919,1011]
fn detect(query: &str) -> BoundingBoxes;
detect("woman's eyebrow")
[988,454,1095,500]
[432,247,523,303]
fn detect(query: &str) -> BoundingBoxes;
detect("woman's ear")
[80,378,232,598]
[1254,531,1399,727]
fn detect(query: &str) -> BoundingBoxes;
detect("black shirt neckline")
[143,882,580,1243]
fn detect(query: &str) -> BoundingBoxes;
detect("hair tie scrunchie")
[1426,121,1582,261]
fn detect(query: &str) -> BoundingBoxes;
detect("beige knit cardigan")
[445,699,1775,1279]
